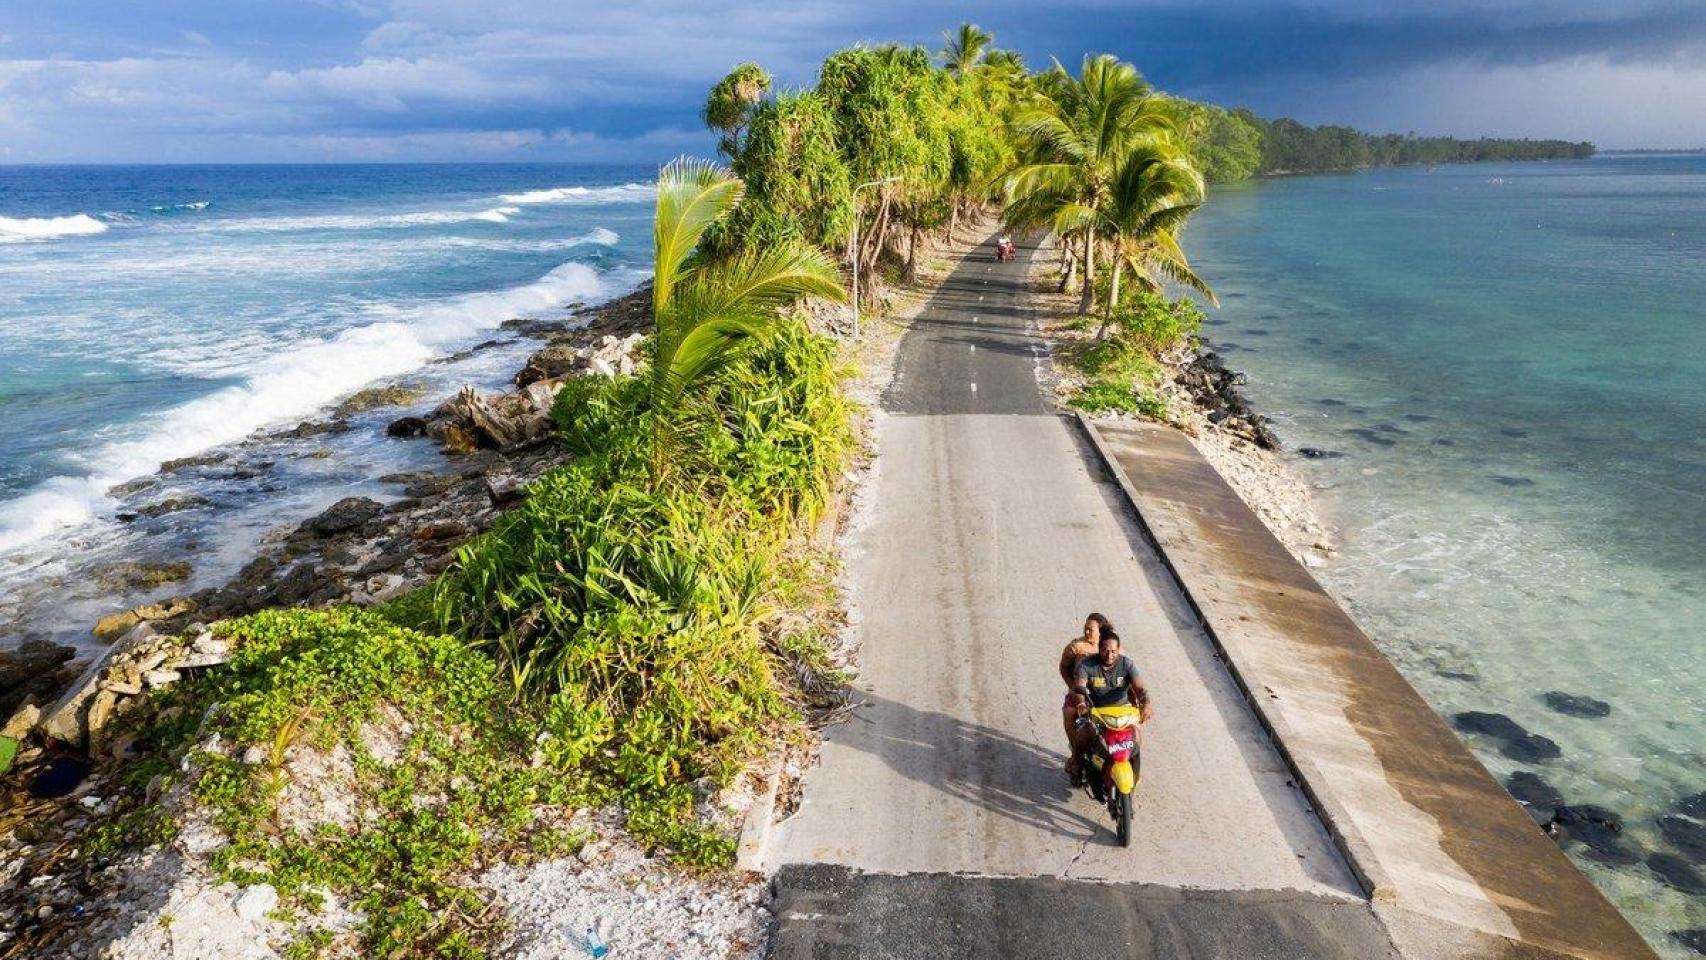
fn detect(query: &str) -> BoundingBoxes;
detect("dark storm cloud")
[2,0,1705,160]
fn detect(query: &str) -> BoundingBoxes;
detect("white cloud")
[183,31,212,47]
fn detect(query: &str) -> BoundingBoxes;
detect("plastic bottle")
[574,926,608,958]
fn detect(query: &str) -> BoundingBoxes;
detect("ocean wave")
[0,214,109,243]
[500,183,653,205]
[205,206,524,233]
[149,201,211,214]
[0,260,608,555]
[473,206,522,223]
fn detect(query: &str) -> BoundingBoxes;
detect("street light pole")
[850,176,900,340]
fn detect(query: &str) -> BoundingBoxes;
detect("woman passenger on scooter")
[1060,613,1111,783]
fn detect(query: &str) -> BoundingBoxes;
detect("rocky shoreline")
[0,287,652,744]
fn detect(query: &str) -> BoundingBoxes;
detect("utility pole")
[850,176,900,340]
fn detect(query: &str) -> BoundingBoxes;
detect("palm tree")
[649,158,846,482]
[940,23,993,75]
[1096,145,1216,336]
[1003,55,1180,314]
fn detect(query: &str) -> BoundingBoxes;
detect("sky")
[2,0,1705,163]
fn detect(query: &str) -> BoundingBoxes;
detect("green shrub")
[430,317,852,857]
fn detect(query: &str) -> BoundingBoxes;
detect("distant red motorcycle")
[994,237,1016,262]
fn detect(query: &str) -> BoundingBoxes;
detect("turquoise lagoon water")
[1184,154,1706,954]
[0,164,655,647]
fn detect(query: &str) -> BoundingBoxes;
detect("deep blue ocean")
[1185,153,1706,953]
[0,163,655,647]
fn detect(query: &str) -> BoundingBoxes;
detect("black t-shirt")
[1075,654,1139,708]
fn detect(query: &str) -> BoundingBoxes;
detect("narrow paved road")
[765,233,1394,958]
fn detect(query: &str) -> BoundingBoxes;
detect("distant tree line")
[1176,104,1595,183]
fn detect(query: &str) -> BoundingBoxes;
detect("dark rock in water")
[161,452,229,472]
[28,755,92,798]
[1298,448,1345,460]
[1316,398,1347,407]
[1402,413,1436,423]
[1676,791,1706,820]
[386,415,430,439]
[1649,852,1706,894]
[1304,336,1324,345]
[1672,928,1706,955]
[1371,422,1410,435]
[1547,805,1638,864]
[300,497,383,536]
[138,495,212,518]
[93,561,193,590]
[1491,476,1536,488]
[1506,771,1565,812]
[1501,733,1562,763]
[1659,815,1706,861]
[1432,438,1457,447]
[1436,670,1479,682]
[107,477,158,497]
[1244,328,1270,336]
[1500,426,1529,438]
[1345,428,1397,447]
[282,418,353,439]
[1,640,79,716]
[1452,711,1528,740]
[1541,691,1611,719]
[334,383,424,417]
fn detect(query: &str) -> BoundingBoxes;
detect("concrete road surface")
[764,234,1386,956]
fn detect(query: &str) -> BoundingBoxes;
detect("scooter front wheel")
[1116,791,1133,847]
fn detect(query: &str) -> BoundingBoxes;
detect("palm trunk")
[1078,229,1096,315]
[861,193,891,281]
[1058,238,1076,293]
[904,223,920,283]
[1095,259,1122,340]
[948,202,959,243]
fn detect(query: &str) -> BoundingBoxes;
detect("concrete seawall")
[1075,414,1655,960]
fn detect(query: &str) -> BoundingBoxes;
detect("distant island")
[1179,104,1595,182]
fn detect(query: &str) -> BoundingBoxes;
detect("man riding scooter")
[995,232,1016,262]
[1069,629,1151,784]
[1069,629,1151,844]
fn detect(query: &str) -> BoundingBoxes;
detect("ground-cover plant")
[109,608,556,958]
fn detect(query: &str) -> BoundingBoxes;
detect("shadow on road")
[832,689,1114,844]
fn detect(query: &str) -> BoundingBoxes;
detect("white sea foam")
[0,214,109,242]
[149,201,211,213]
[0,260,607,555]
[500,183,653,205]
[428,227,621,253]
